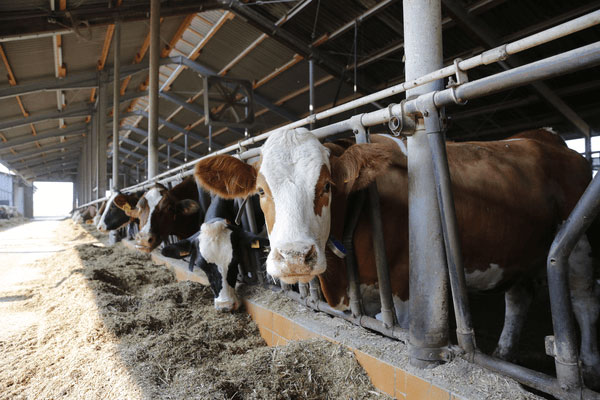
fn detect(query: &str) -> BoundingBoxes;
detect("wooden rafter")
[0,43,39,148]
[161,14,195,58]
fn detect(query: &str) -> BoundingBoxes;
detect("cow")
[162,193,269,311]
[92,200,107,227]
[96,191,145,239]
[76,205,98,224]
[193,127,600,386]
[126,176,208,252]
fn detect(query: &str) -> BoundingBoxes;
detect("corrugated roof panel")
[195,17,265,73]
[228,36,297,81]
[1,36,55,82]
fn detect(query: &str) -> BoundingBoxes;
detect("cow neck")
[170,176,200,202]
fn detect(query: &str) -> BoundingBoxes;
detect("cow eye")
[257,187,265,197]
[323,182,331,193]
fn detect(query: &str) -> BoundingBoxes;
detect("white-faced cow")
[162,192,269,311]
[194,127,600,385]
[126,176,208,252]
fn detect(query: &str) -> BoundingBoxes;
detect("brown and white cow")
[125,176,206,252]
[194,127,600,384]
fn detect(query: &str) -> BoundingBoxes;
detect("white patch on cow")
[139,187,163,234]
[465,263,504,290]
[97,192,117,231]
[384,135,408,156]
[72,210,82,223]
[261,128,331,281]
[502,139,523,142]
[199,220,239,310]
[542,126,558,135]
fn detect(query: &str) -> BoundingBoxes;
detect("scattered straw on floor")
[1,220,388,400]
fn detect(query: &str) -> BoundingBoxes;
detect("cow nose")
[273,243,318,266]
[135,232,155,249]
[214,298,240,312]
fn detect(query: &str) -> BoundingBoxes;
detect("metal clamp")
[237,140,247,155]
[388,100,416,137]
[447,58,469,89]
[449,86,467,105]
[481,44,508,65]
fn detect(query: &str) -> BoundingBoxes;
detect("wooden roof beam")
[0,43,40,146]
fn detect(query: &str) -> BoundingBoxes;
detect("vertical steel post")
[309,58,315,130]
[97,71,108,199]
[185,133,189,161]
[91,106,98,199]
[546,176,600,392]
[585,134,592,162]
[343,190,366,317]
[354,123,395,328]
[147,0,160,178]
[422,101,475,353]
[208,125,212,153]
[112,20,121,192]
[136,163,140,183]
[244,197,265,284]
[404,0,449,367]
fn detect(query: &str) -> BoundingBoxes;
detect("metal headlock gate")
[74,6,600,400]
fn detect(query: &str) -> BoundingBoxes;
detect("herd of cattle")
[73,127,600,387]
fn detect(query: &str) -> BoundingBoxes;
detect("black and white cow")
[96,191,144,239]
[162,191,268,312]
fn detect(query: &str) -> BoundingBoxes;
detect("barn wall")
[0,172,12,206]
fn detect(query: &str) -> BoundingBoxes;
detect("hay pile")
[1,220,388,400]
[0,216,29,231]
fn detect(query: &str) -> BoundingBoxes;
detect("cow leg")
[493,280,534,362]
[568,235,600,388]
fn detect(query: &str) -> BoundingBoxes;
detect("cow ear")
[175,199,200,218]
[330,142,396,194]
[194,155,257,199]
[113,194,137,217]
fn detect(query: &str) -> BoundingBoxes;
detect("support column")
[91,110,98,200]
[112,20,121,191]
[403,0,449,368]
[97,71,108,199]
[147,0,160,179]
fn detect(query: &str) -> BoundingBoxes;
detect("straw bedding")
[1,220,388,400]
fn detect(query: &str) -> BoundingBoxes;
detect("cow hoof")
[582,363,600,391]
[492,347,518,364]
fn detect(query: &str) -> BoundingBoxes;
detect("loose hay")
[1,220,388,400]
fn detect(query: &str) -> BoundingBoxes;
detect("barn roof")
[0,0,598,182]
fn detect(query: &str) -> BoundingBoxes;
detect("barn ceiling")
[0,0,598,182]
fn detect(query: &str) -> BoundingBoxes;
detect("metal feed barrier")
[73,6,600,400]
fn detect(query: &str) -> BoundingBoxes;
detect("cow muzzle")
[267,242,322,284]
[135,232,158,252]
[214,295,240,312]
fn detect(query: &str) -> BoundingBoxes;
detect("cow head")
[195,128,394,284]
[97,192,139,232]
[133,185,200,252]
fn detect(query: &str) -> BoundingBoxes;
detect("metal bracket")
[236,140,247,156]
[447,58,469,89]
[388,101,416,137]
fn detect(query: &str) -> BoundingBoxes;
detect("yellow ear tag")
[123,203,132,212]
[251,240,260,249]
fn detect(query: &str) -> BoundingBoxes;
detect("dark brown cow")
[194,127,600,385]
[125,176,204,252]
